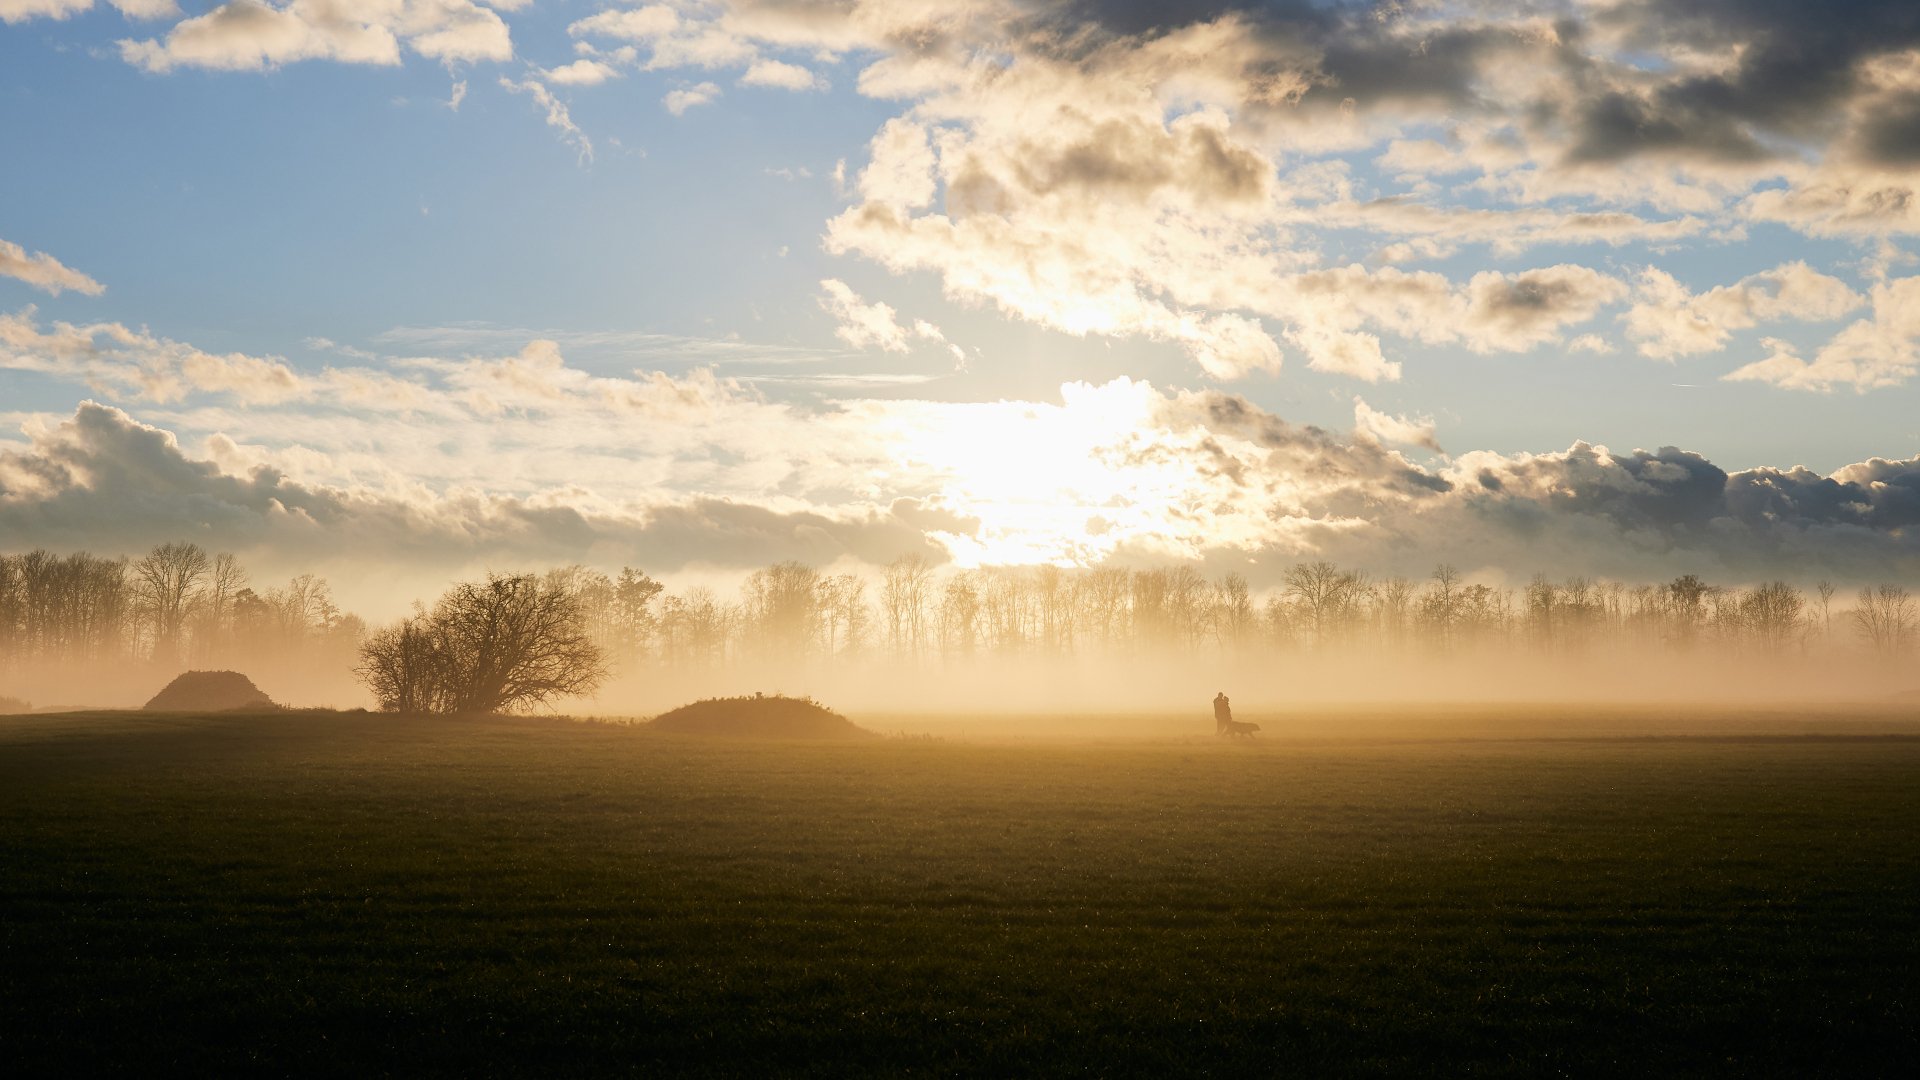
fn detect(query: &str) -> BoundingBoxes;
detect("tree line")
[4,544,1916,714]
[539,557,1919,670]
[0,543,363,673]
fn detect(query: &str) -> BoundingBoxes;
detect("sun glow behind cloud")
[864,378,1280,566]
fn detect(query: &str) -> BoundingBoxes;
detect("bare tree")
[1666,574,1709,646]
[1852,585,1917,659]
[1284,561,1360,646]
[1035,565,1075,655]
[1416,564,1463,651]
[1078,567,1131,650]
[939,571,980,657]
[743,561,821,659]
[1210,572,1256,652]
[134,542,210,663]
[1741,581,1805,653]
[356,573,607,713]
[881,554,933,661]
[661,587,729,667]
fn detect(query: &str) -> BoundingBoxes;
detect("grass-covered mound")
[648,694,872,738]
[144,671,277,713]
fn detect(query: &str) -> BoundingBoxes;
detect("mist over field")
[3,543,1914,722]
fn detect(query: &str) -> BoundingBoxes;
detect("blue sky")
[5,1,1920,610]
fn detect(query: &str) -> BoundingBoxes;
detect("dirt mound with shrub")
[144,671,278,713]
[648,695,872,738]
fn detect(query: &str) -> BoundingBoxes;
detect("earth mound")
[649,695,872,738]
[144,671,277,713]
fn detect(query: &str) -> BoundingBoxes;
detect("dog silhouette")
[1220,719,1260,738]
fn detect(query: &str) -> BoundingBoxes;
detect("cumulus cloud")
[543,58,621,86]
[1,307,304,404]
[52,0,1920,387]
[663,81,720,115]
[2,0,174,22]
[0,238,105,297]
[740,58,825,91]
[0,403,947,611]
[119,0,512,72]
[555,2,1920,386]
[1723,275,1920,391]
[0,0,92,20]
[1626,262,1864,359]
[1353,397,1441,453]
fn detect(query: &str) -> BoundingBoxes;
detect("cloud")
[817,278,953,356]
[539,3,1918,385]
[1,0,174,22]
[1276,263,1626,375]
[0,238,105,297]
[0,0,93,21]
[119,0,513,72]
[0,403,948,615]
[818,277,904,350]
[1,307,304,404]
[740,58,825,92]
[1353,397,1441,453]
[7,358,1920,604]
[1459,266,1631,352]
[501,78,593,163]
[1626,262,1864,359]
[57,0,1920,389]
[1723,275,1920,391]
[543,58,621,86]
[663,81,721,115]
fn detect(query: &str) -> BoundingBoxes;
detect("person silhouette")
[1213,691,1231,735]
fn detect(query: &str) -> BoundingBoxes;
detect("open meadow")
[2,706,1917,1076]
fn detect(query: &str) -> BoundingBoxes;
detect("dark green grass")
[1,711,1916,1077]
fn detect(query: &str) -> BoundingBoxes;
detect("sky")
[4,0,1920,617]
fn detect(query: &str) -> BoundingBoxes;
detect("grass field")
[2,707,1917,1076]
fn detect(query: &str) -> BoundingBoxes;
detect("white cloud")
[663,81,720,115]
[1723,276,1920,392]
[740,58,824,91]
[501,77,593,163]
[1626,262,1864,360]
[544,58,621,86]
[111,0,178,17]
[0,238,105,297]
[818,279,910,352]
[118,0,511,73]
[0,0,95,23]
[1353,397,1441,452]
[0,307,304,404]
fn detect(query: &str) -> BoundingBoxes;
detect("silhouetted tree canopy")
[356,573,607,714]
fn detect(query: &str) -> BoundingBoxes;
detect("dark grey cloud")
[1042,0,1920,171]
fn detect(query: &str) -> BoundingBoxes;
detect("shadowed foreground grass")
[1,710,1916,1076]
